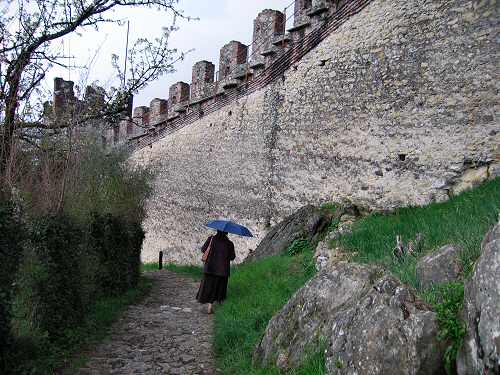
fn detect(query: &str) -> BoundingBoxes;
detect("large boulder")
[416,244,462,289]
[245,205,333,262]
[457,221,500,374]
[253,262,447,374]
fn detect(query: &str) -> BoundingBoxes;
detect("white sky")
[46,0,293,108]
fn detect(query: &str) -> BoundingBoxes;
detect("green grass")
[421,282,466,374]
[287,239,314,256]
[142,262,204,280]
[141,262,161,272]
[336,178,500,287]
[212,245,320,374]
[10,277,152,374]
[164,264,204,280]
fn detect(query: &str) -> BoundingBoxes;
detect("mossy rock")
[246,205,335,262]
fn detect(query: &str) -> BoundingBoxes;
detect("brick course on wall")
[132,0,499,264]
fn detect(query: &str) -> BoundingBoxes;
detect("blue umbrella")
[206,220,253,237]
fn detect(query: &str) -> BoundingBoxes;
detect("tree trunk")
[1,97,18,190]
[1,58,27,191]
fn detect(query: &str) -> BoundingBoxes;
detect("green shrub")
[15,215,84,341]
[78,241,102,310]
[5,134,151,373]
[89,214,143,296]
[320,202,339,214]
[63,141,154,224]
[10,213,146,373]
[0,200,25,372]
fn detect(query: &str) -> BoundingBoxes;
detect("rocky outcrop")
[416,244,462,289]
[245,205,333,262]
[253,262,446,374]
[457,221,500,374]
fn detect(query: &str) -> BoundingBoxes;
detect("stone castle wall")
[132,0,499,264]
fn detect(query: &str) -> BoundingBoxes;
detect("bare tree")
[0,0,188,192]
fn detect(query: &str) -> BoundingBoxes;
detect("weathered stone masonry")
[132,0,499,264]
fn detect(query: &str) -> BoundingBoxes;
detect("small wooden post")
[159,251,163,270]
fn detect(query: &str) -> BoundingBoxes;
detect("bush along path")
[77,270,215,375]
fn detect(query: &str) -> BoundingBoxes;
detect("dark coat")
[201,233,235,277]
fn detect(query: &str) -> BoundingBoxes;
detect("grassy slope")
[213,249,321,374]
[336,178,500,287]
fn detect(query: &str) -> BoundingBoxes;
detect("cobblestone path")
[77,270,216,375]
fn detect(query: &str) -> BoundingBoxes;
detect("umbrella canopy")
[206,220,253,237]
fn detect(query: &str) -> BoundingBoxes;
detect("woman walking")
[197,230,236,314]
